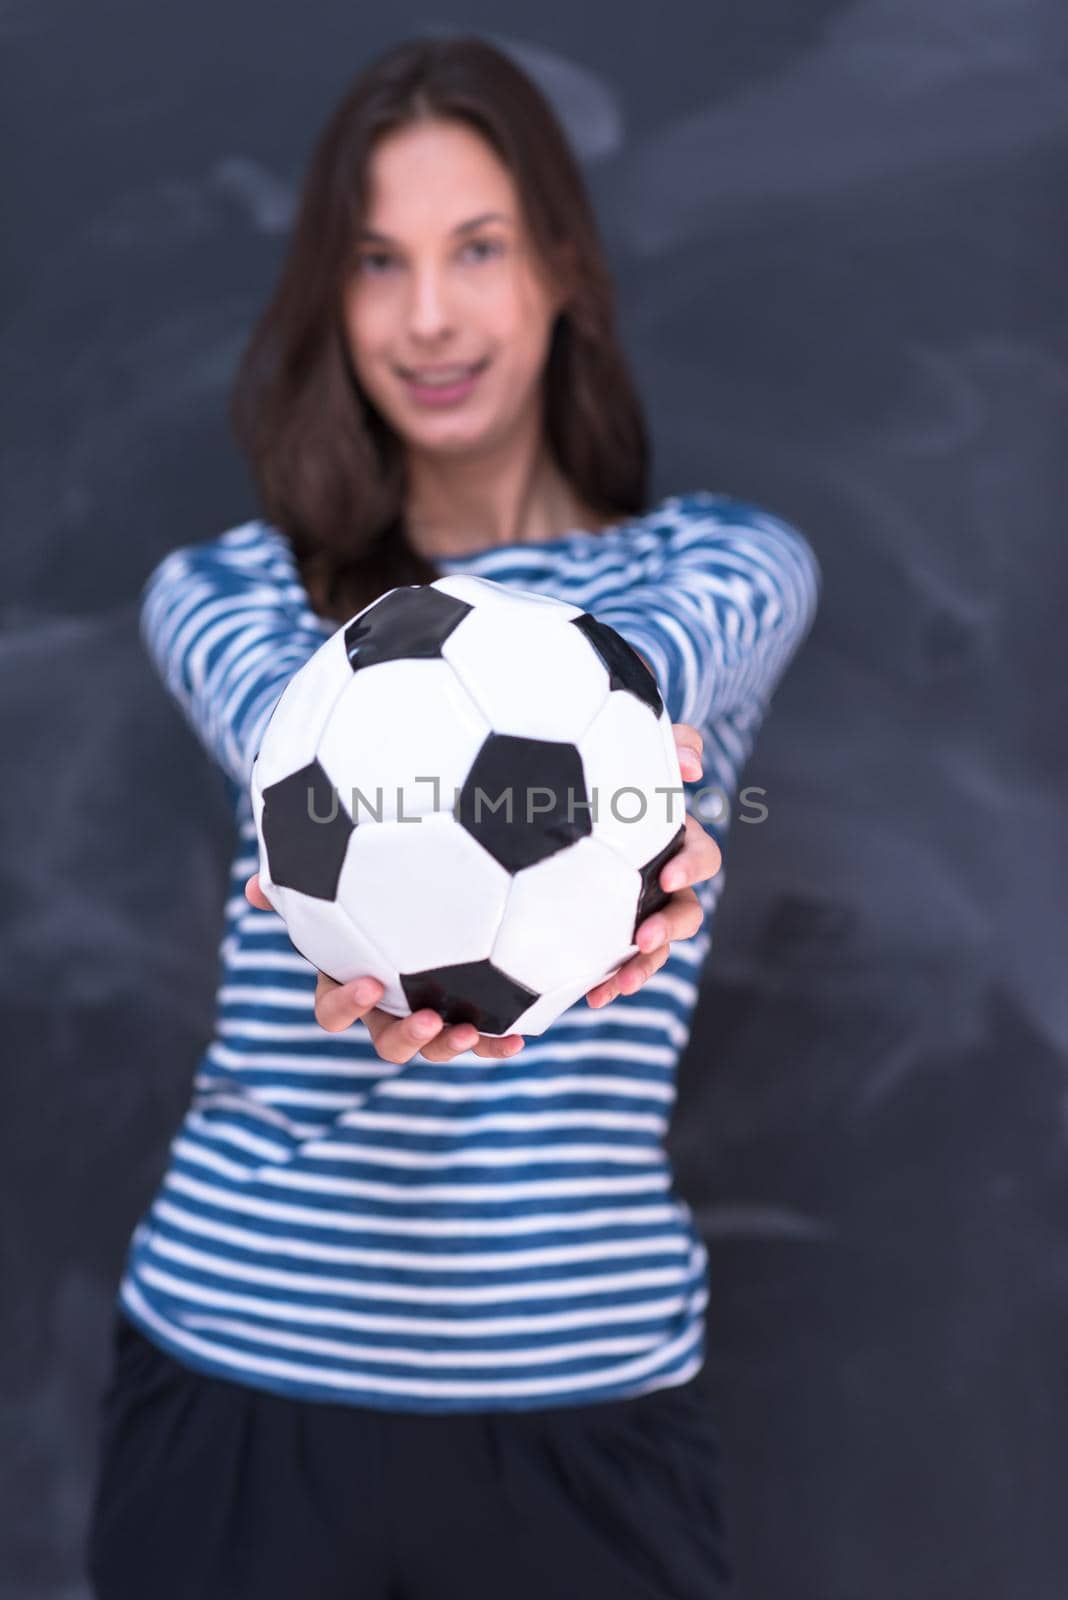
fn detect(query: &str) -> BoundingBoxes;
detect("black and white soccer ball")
[250,575,686,1036]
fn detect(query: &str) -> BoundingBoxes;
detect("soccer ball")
[250,576,686,1036]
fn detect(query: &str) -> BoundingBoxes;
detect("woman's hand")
[243,874,525,1064]
[583,722,722,1010]
[243,721,719,1053]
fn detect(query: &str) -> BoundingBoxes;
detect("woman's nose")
[407,265,454,340]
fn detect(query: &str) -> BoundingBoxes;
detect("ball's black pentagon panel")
[570,613,663,716]
[262,758,354,900]
[457,733,592,872]
[401,960,539,1036]
[632,822,687,938]
[344,586,473,671]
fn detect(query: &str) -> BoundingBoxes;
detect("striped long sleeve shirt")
[118,490,821,1413]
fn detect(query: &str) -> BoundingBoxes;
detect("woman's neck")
[404,429,606,559]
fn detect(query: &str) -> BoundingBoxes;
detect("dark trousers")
[86,1310,735,1599]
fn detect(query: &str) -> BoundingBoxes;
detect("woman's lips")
[399,358,489,407]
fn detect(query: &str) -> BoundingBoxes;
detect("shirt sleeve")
[589,492,822,729]
[139,524,327,793]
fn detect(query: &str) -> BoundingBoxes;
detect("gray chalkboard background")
[3,5,1066,1597]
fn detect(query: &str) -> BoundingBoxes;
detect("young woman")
[87,34,821,1600]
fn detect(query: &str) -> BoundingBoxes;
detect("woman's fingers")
[587,940,673,1009]
[313,969,385,1033]
[419,1025,525,1062]
[635,884,705,952]
[585,807,722,1010]
[360,1004,524,1062]
[313,969,525,1062]
[314,971,442,1059]
[361,1005,524,1063]
[672,721,704,781]
[244,872,273,912]
[615,939,673,996]
[251,880,518,1058]
[654,811,722,898]
[360,1004,450,1064]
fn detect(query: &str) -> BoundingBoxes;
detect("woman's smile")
[396,355,491,407]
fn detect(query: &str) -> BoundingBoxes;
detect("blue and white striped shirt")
[118,490,821,1412]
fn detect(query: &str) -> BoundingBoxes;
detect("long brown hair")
[229,34,650,624]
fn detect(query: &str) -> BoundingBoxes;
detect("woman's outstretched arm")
[590,491,822,731]
[139,523,324,791]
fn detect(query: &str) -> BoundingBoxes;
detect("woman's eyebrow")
[358,210,513,244]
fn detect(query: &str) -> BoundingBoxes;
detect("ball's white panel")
[252,628,353,792]
[339,812,511,975]
[580,692,684,869]
[492,835,640,995]
[274,882,407,1012]
[442,606,609,742]
[317,659,491,824]
[508,957,630,1037]
[431,573,584,621]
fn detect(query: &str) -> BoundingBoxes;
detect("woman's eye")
[461,237,503,263]
[356,251,394,275]
[354,239,502,276]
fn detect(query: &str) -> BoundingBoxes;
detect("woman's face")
[340,118,565,460]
